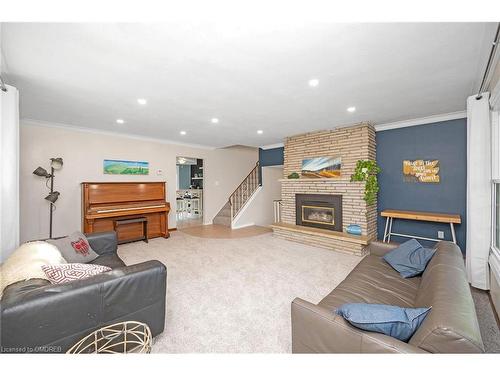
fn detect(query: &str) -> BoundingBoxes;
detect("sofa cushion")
[383,239,436,278]
[408,241,484,353]
[319,254,421,311]
[89,254,126,269]
[336,303,431,342]
[47,231,99,263]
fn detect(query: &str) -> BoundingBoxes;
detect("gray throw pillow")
[336,303,431,342]
[47,231,99,263]
[383,239,436,278]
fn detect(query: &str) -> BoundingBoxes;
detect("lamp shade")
[50,157,63,170]
[45,191,60,203]
[33,166,51,177]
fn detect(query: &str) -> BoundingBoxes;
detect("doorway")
[176,157,204,229]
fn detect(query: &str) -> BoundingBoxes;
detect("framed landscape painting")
[301,156,342,178]
[103,159,149,175]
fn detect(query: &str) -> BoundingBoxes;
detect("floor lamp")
[33,157,63,238]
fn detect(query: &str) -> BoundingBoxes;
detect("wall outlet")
[437,231,445,239]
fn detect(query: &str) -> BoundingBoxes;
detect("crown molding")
[22,111,469,150]
[374,111,467,132]
[260,143,284,150]
[21,118,217,150]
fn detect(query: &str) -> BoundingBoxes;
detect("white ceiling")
[1,22,495,148]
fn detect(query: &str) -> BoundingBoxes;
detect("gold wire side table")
[67,321,152,354]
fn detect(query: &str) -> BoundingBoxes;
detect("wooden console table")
[381,209,461,244]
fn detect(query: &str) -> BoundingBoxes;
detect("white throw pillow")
[0,241,67,297]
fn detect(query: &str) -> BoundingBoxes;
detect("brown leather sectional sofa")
[291,241,484,353]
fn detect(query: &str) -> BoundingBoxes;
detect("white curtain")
[466,93,492,289]
[0,84,20,262]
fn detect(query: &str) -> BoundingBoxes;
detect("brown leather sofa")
[291,241,484,353]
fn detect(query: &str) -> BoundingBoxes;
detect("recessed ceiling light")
[211,118,219,124]
[137,98,147,105]
[180,131,187,135]
[308,79,319,87]
[116,119,125,124]
[347,106,356,113]
[257,130,264,135]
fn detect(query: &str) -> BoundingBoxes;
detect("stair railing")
[229,162,260,219]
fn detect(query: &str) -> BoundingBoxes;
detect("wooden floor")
[179,224,272,239]
[176,214,203,229]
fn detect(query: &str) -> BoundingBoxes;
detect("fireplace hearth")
[295,194,342,232]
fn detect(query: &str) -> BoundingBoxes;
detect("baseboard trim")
[231,222,256,229]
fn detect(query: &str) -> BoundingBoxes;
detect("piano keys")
[82,182,170,243]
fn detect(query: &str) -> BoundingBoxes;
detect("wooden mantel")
[270,222,370,245]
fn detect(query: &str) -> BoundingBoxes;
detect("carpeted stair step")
[213,216,231,227]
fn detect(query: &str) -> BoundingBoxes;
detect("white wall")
[20,121,258,242]
[232,166,283,228]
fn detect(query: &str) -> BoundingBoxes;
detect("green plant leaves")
[350,160,381,205]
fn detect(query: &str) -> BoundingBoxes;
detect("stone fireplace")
[271,122,377,256]
[295,194,342,232]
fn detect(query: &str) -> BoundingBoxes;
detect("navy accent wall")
[376,118,467,252]
[259,147,284,167]
[258,147,284,185]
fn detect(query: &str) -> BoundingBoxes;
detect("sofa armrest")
[85,231,118,255]
[367,241,399,257]
[1,260,166,352]
[291,298,428,353]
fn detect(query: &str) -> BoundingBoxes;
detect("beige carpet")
[471,288,500,353]
[118,230,361,353]
[179,224,272,239]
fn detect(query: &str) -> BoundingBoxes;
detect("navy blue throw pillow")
[335,303,431,342]
[383,239,436,278]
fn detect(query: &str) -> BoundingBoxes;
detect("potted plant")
[350,160,381,205]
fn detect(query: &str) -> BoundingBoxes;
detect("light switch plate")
[437,231,445,239]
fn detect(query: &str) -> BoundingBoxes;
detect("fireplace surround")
[270,123,377,256]
[295,194,342,232]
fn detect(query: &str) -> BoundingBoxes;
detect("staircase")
[212,162,261,227]
[212,201,232,226]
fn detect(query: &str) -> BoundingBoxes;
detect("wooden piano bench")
[114,216,148,245]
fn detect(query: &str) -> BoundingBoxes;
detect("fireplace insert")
[295,194,342,232]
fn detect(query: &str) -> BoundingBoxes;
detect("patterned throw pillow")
[41,263,111,284]
[47,231,99,263]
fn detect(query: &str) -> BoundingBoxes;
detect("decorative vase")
[346,224,362,236]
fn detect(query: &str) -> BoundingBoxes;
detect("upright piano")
[82,182,170,243]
